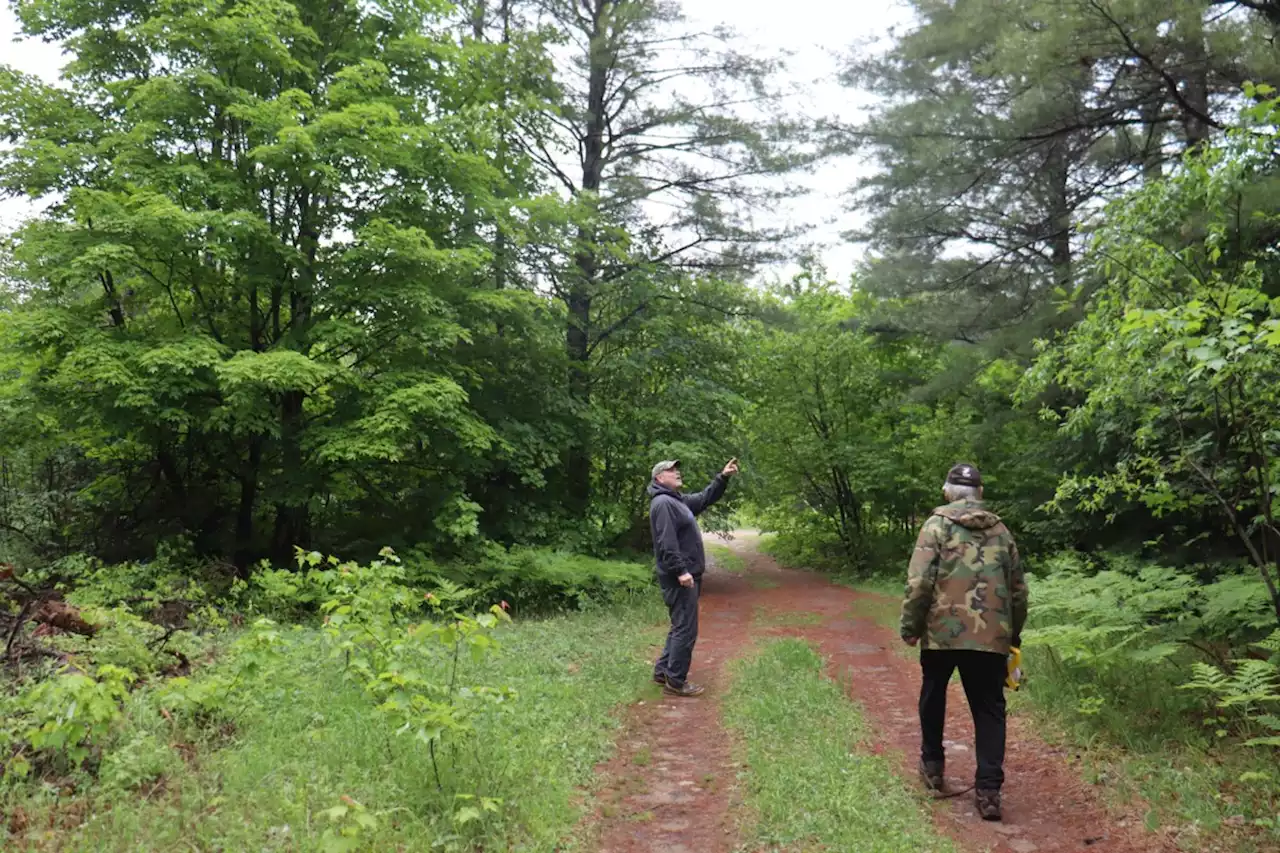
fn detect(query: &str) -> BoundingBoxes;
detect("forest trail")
[588,532,1178,853]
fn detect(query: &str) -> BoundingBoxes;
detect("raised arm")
[682,474,728,516]
[683,458,737,516]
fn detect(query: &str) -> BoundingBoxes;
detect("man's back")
[900,500,1027,654]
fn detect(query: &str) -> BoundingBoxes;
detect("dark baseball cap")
[945,462,982,487]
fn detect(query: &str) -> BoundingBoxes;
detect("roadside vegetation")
[1,550,662,851]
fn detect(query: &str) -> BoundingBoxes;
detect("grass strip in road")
[722,638,959,853]
[705,543,746,574]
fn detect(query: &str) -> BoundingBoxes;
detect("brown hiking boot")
[976,789,1001,821]
[919,759,944,792]
[662,680,706,697]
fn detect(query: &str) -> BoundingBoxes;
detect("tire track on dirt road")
[588,542,759,853]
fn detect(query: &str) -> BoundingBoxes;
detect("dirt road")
[589,533,1178,853]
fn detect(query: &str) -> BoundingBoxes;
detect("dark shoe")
[662,680,706,697]
[919,759,944,792]
[652,672,668,685]
[976,789,1001,821]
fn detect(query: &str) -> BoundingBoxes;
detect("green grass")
[3,599,666,852]
[847,583,901,623]
[705,543,746,574]
[722,638,959,853]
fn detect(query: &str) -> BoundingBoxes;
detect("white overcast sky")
[0,0,915,283]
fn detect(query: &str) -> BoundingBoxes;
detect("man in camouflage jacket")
[900,463,1028,821]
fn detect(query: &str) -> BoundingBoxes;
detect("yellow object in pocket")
[1006,646,1023,691]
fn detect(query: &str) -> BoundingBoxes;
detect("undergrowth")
[0,548,666,851]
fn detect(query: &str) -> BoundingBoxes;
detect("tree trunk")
[1178,10,1211,151]
[1046,141,1072,289]
[1139,89,1166,181]
[564,0,612,514]
[234,437,262,575]
[271,389,310,563]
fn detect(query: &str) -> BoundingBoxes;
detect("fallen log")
[31,601,98,637]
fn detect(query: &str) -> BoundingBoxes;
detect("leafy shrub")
[1029,552,1275,654]
[760,521,913,579]
[18,664,136,774]
[151,616,290,727]
[49,605,205,678]
[97,729,180,792]
[418,545,653,614]
[37,538,226,615]
[311,548,511,772]
[234,543,653,621]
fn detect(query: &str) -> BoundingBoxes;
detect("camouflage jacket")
[899,500,1027,655]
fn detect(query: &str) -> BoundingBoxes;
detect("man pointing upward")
[648,457,739,697]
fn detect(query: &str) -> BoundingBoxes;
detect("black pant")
[654,576,701,687]
[919,649,1007,791]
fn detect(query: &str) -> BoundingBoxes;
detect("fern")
[1183,661,1233,694]
[1181,657,1280,746]
[1032,555,1280,748]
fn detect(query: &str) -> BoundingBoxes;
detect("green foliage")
[0,582,665,850]
[428,546,653,614]
[1025,553,1275,721]
[20,663,135,772]
[743,279,943,570]
[307,546,512,794]
[744,274,1066,568]
[1182,629,1280,748]
[318,796,379,853]
[1025,92,1280,620]
[844,0,1279,342]
[97,729,180,793]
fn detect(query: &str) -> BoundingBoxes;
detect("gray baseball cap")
[651,459,680,479]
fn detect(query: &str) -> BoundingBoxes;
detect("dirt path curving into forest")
[587,532,1179,853]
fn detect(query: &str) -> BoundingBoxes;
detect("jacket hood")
[648,480,680,499]
[934,500,1002,530]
